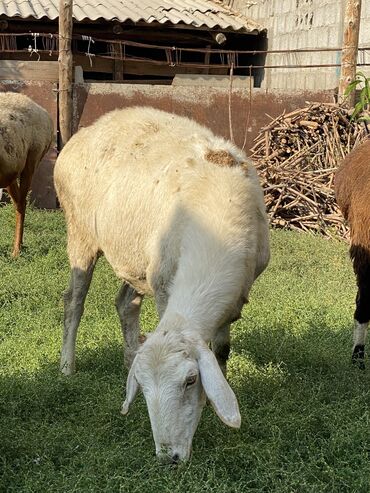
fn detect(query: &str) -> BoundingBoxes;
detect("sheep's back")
[54,106,265,288]
[0,92,53,181]
[335,138,370,245]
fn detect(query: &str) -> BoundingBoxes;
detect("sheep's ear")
[197,344,241,428]
[121,358,139,415]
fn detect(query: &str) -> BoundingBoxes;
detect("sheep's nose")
[157,449,180,465]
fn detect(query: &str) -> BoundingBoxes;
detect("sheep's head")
[121,331,240,463]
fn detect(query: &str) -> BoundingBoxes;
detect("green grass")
[1,203,370,493]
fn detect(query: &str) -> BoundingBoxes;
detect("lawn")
[1,204,370,493]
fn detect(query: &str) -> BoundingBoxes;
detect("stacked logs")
[250,102,368,239]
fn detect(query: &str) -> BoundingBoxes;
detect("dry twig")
[251,102,368,239]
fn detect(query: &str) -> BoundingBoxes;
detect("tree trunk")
[58,0,73,149]
[338,0,362,107]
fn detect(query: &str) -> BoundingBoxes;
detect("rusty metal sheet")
[0,80,333,211]
[73,83,333,153]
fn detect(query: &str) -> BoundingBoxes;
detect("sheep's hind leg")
[6,179,21,257]
[352,249,370,369]
[7,152,40,257]
[211,324,231,376]
[115,283,143,368]
[61,259,97,375]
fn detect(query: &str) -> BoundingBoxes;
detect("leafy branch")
[344,71,370,122]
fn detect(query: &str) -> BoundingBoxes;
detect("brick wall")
[227,0,370,91]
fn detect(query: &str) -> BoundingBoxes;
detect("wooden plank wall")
[0,60,59,81]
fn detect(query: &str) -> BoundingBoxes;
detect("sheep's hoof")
[60,361,76,375]
[124,350,137,369]
[352,345,365,370]
[11,248,20,258]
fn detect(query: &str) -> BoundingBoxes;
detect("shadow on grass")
[230,315,370,406]
[0,344,156,492]
[1,320,370,492]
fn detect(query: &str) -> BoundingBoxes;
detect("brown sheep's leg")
[6,180,22,257]
[115,283,144,368]
[352,252,370,369]
[7,157,36,257]
[211,324,231,376]
[61,259,97,375]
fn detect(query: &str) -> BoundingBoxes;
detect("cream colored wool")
[55,106,270,463]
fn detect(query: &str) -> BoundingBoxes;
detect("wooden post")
[338,0,362,106]
[58,0,73,148]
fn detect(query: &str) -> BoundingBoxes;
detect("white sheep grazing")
[0,92,54,256]
[54,106,270,464]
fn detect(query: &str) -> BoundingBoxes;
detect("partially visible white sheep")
[0,92,54,256]
[54,106,270,463]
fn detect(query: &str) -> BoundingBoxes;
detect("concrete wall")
[226,0,370,91]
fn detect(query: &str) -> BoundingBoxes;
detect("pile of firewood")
[250,102,368,239]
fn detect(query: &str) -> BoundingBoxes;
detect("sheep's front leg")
[351,255,370,369]
[211,324,231,376]
[61,262,96,375]
[352,281,370,369]
[115,283,143,368]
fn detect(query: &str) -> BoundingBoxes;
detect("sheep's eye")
[185,374,197,387]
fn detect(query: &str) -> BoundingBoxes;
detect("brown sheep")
[335,137,370,368]
[0,92,54,256]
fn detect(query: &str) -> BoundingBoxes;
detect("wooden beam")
[0,60,58,81]
[119,60,227,77]
[58,0,73,148]
[338,0,362,106]
[72,56,227,78]
[73,54,113,73]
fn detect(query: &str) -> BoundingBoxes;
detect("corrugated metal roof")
[0,0,264,33]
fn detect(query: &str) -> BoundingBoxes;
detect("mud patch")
[205,149,249,176]
[205,149,236,167]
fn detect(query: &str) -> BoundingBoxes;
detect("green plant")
[344,71,370,121]
[1,205,370,492]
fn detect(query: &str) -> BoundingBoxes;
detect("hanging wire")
[228,61,235,144]
[81,35,95,67]
[2,31,370,71]
[28,32,40,60]
[42,33,57,56]
[241,65,253,152]
[165,46,177,67]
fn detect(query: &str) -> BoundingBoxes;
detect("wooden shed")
[0,0,266,84]
[0,1,266,208]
